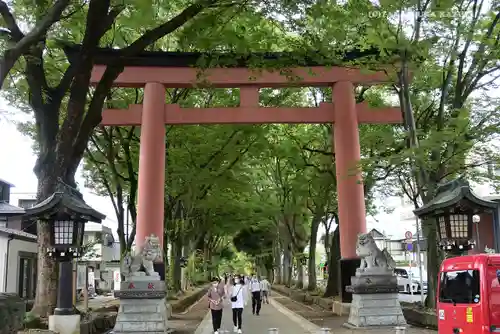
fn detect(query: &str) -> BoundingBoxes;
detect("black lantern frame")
[22,181,105,316]
[435,204,475,253]
[45,212,87,259]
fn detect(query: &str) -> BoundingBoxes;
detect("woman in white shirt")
[228,276,247,333]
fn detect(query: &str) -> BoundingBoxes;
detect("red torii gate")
[88,49,402,299]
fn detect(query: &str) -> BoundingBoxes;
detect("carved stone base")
[112,275,168,333]
[346,293,406,328]
[346,270,399,294]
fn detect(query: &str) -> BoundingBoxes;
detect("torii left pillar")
[332,81,367,303]
[135,82,166,279]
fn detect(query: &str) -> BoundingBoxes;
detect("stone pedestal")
[345,268,406,328]
[49,314,80,334]
[112,273,168,334]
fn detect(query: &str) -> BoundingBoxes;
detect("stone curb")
[193,310,212,334]
[269,292,322,334]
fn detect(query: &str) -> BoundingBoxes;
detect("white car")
[394,268,428,294]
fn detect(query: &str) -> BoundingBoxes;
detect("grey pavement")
[194,297,435,334]
[194,299,319,334]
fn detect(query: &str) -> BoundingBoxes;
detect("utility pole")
[415,217,425,305]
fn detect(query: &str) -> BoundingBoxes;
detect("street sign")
[405,231,413,240]
[407,243,413,251]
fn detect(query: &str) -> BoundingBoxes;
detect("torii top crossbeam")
[80,46,403,292]
[84,46,397,88]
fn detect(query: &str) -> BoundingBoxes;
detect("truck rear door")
[438,269,483,333]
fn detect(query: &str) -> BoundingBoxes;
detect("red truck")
[438,254,500,333]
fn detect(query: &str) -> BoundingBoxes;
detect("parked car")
[394,267,428,294]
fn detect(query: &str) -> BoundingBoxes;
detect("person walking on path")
[207,277,225,334]
[229,275,247,333]
[249,274,262,315]
[260,276,271,304]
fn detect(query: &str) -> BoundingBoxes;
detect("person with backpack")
[249,274,262,315]
[228,275,247,333]
[207,277,225,334]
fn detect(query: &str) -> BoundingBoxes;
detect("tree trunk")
[283,246,292,286]
[323,223,331,260]
[324,227,340,298]
[307,216,321,291]
[296,262,304,289]
[273,241,282,284]
[32,221,58,317]
[171,238,183,292]
[423,218,442,308]
[203,244,210,281]
[31,171,65,317]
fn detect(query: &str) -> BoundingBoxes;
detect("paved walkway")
[194,295,436,334]
[194,299,319,334]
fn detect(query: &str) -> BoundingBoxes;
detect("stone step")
[350,306,404,317]
[354,298,401,308]
[113,321,166,332]
[348,314,407,327]
[116,313,165,321]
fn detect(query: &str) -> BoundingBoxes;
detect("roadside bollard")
[268,328,279,334]
[317,328,331,334]
[395,326,406,334]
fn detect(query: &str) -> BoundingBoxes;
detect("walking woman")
[207,277,225,334]
[229,275,247,333]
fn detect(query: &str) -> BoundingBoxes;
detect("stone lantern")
[23,182,105,334]
[413,179,497,255]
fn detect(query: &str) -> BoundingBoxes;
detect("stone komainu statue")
[121,234,161,277]
[356,233,396,271]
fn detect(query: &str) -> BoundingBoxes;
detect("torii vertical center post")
[89,50,403,301]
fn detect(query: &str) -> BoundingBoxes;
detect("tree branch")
[70,0,224,181]
[0,0,71,88]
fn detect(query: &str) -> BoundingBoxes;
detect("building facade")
[79,223,118,292]
[0,179,37,299]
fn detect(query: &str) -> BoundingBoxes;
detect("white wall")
[0,234,8,291]
[0,236,37,293]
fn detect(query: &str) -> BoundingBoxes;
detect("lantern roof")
[23,182,105,223]
[413,178,498,217]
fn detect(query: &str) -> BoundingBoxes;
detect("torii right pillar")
[333,81,367,303]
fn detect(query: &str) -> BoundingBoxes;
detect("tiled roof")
[369,228,386,239]
[24,182,105,222]
[414,178,498,217]
[0,178,14,187]
[0,202,25,215]
[0,226,36,240]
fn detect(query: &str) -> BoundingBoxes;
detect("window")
[18,199,36,209]
[95,232,102,242]
[54,220,74,244]
[394,269,409,278]
[439,269,480,304]
[18,255,37,299]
